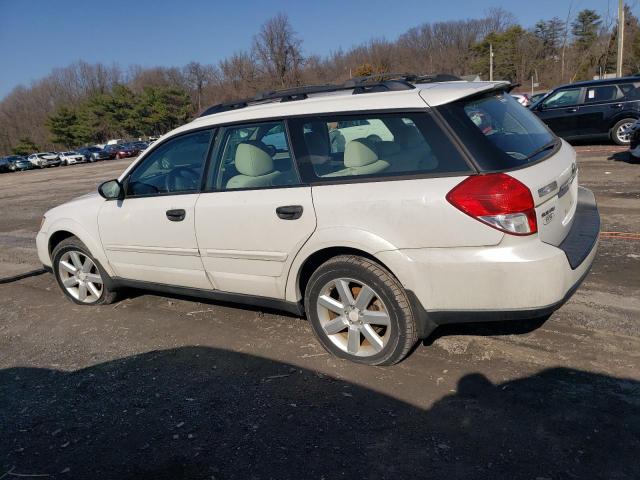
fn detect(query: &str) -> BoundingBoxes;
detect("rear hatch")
[509,140,578,246]
[435,88,578,246]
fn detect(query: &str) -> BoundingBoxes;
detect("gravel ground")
[0,150,638,479]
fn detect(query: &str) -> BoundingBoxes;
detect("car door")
[573,84,623,136]
[194,120,316,299]
[534,87,583,138]
[98,129,214,289]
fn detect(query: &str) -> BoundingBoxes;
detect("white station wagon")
[36,75,600,365]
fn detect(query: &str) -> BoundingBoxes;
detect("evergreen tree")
[47,106,79,148]
[11,137,39,156]
[572,10,602,51]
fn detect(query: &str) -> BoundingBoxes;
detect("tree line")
[1,6,639,155]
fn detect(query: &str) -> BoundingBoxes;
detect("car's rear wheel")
[52,237,118,305]
[611,118,636,145]
[304,255,417,365]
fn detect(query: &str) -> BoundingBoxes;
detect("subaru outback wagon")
[37,76,600,365]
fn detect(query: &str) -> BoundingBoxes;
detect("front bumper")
[36,231,51,267]
[377,187,599,335]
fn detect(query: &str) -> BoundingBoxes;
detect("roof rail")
[197,73,460,118]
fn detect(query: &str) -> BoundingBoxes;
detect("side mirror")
[98,179,124,200]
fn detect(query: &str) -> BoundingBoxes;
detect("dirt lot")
[1,151,639,479]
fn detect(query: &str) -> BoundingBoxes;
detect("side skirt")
[112,278,305,316]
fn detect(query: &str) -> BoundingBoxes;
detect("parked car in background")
[77,146,110,162]
[113,143,140,159]
[11,156,35,171]
[628,119,640,162]
[0,156,14,172]
[131,141,149,152]
[0,155,28,172]
[529,91,548,104]
[37,77,599,365]
[28,152,61,168]
[102,144,120,159]
[59,151,86,166]
[530,75,640,145]
[511,93,531,107]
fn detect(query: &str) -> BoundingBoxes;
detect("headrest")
[304,131,329,156]
[344,139,379,168]
[235,142,274,177]
[395,126,423,146]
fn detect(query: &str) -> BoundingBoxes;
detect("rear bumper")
[377,187,599,336]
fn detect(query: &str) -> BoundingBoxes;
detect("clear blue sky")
[0,0,629,99]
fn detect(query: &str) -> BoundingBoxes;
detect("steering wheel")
[165,166,200,192]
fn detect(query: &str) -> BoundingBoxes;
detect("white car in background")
[511,93,531,107]
[36,77,599,365]
[28,152,61,168]
[58,151,86,166]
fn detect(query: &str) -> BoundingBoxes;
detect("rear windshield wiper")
[527,139,557,160]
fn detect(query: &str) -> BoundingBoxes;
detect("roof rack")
[197,73,461,118]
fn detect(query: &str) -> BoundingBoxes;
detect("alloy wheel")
[316,278,391,357]
[617,122,633,144]
[58,250,104,303]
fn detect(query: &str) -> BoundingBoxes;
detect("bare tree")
[183,62,216,111]
[252,13,303,88]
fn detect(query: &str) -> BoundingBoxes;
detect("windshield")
[438,90,557,170]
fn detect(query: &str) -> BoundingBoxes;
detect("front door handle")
[166,209,186,222]
[610,103,623,108]
[565,108,578,113]
[276,205,303,220]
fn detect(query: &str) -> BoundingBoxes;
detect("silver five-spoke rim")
[617,123,633,143]
[316,278,391,357]
[58,251,103,303]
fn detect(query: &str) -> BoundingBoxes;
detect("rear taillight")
[446,173,537,236]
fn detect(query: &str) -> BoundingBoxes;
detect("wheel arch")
[45,219,114,276]
[296,246,397,304]
[609,113,639,130]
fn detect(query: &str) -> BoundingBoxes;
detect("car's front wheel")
[52,237,118,305]
[611,118,636,145]
[304,255,418,365]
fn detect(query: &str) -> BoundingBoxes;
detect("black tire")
[52,237,118,305]
[304,255,418,365]
[610,118,636,146]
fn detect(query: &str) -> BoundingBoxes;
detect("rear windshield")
[438,90,557,171]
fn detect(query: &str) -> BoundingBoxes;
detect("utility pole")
[489,43,494,81]
[617,0,625,77]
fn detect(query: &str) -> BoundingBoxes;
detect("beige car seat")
[323,139,389,177]
[226,142,281,189]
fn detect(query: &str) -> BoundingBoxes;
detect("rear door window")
[584,85,621,103]
[288,112,471,183]
[209,121,301,191]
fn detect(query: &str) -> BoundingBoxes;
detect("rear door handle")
[276,205,303,220]
[166,209,186,222]
[610,103,623,108]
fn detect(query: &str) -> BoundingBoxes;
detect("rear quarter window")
[437,91,557,171]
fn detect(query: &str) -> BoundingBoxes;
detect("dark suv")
[530,76,640,145]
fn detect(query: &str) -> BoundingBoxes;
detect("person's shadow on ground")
[1,346,638,479]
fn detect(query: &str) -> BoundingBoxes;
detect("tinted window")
[584,85,621,103]
[127,130,212,197]
[620,83,640,100]
[438,91,556,169]
[542,88,581,108]
[211,121,301,191]
[288,112,471,183]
